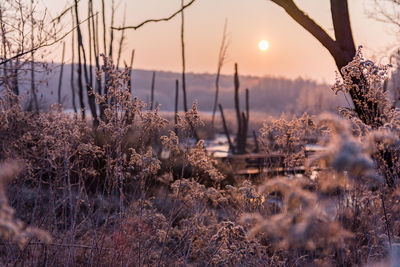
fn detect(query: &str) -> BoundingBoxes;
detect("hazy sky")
[43,0,398,83]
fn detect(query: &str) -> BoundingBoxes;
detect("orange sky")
[44,0,398,84]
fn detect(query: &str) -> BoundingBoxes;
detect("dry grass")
[1,52,400,266]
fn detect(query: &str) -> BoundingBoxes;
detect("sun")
[258,40,269,51]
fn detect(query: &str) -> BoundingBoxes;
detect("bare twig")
[212,19,229,127]
[50,0,81,23]
[0,13,96,66]
[112,0,197,31]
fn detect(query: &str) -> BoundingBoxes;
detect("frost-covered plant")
[309,113,384,186]
[160,102,224,185]
[332,46,392,127]
[259,113,322,170]
[95,56,168,203]
[330,48,400,187]
[243,177,352,253]
[186,140,225,183]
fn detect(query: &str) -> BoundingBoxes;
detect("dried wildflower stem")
[380,191,392,249]
[158,158,189,266]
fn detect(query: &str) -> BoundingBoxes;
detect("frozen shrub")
[332,46,392,127]
[243,177,352,252]
[2,50,400,266]
[259,113,322,170]
[309,113,382,186]
[186,140,225,183]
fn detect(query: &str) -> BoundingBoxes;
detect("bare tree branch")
[368,0,400,28]
[269,0,341,60]
[112,0,197,31]
[0,13,97,66]
[50,0,81,23]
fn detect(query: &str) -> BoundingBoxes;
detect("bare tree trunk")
[73,4,85,119]
[12,60,19,96]
[245,88,249,124]
[212,20,228,126]
[150,71,156,111]
[239,112,247,154]
[109,0,115,59]
[90,0,103,119]
[103,0,115,114]
[87,0,93,92]
[179,0,198,139]
[219,104,234,153]
[233,63,243,152]
[74,0,98,125]
[330,0,356,68]
[101,0,107,56]
[0,7,11,102]
[0,7,9,93]
[269,0,364,119]
[70,9,77,113]
[180,0,188,112]
[174,79,179,135]
[242,88,250,152]
[30,0,38,112]
[57,42,66,105]
[270,0,398,186]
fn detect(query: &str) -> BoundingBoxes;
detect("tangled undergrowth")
[1,51,400,266]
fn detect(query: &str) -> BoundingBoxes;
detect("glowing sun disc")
[259,40,269,51]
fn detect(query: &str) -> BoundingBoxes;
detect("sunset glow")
[258,40,269,51]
